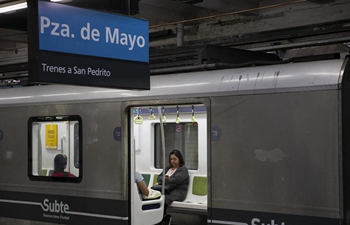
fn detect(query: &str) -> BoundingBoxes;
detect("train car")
[0,58,350,225]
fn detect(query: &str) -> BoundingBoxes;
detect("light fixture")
[0,0,26,14]
[0,0,73,14]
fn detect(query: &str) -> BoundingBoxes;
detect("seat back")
[153,174,159,185]
[40,169,48,176]
[192,176,207,196]
[142,173,151,186]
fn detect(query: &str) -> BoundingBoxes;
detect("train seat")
[168,175,207,214]
[40,169,48,176]
[141,173,151,186]
[133,183,165,225]
[142,172,207,213]
[153,174,159,185]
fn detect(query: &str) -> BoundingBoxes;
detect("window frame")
[154,122,199,170]
[28,115,83,183]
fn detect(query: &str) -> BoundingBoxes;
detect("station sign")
[28,0,150,89]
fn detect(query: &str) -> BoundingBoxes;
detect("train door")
[127,101,209,225]
[129,106,165,225]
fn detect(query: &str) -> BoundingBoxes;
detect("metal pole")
[158,107,166,194]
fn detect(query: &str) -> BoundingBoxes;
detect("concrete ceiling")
[0,0,338,36]
[0,0,348,68]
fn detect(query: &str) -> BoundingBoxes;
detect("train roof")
[0,59,346,106]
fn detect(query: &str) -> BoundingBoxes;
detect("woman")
[51,154,75,178]
[156,149,189,224]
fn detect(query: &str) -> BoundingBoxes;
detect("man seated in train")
[136,171,161,200]
[51,154,75,178]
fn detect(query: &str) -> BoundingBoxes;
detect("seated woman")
[155,149,189,225]
[51,154,75,177]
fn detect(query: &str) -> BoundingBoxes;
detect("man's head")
[54,154,67,172]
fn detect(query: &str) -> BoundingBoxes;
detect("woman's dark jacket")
[157,165,189,205]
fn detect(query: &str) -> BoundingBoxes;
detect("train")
[0,57,350,225]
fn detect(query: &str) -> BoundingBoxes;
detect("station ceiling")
[0,0,339,47]
[0,0,349,74]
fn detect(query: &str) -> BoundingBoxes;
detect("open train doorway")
[129,103,208,225]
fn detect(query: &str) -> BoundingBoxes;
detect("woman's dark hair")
[168,149,185,167]
[54,154,67,172]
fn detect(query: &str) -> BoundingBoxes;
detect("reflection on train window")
[28,115,82,182]
[155,123,199,170]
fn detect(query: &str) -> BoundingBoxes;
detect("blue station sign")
[38,1,148,63]
[28,1,150,90]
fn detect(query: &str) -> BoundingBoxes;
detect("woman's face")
[169,154,180,168]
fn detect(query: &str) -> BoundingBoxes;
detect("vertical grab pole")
[158,107,166,194]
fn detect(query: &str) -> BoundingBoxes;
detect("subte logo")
[42,199,69,213]
[251,218,285,225]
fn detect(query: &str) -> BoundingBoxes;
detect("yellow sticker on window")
[46,124,58,150]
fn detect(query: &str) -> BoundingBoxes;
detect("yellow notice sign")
[46,124,58,149]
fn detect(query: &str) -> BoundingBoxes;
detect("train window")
[28,115,82,182]
[154,123,199,170]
